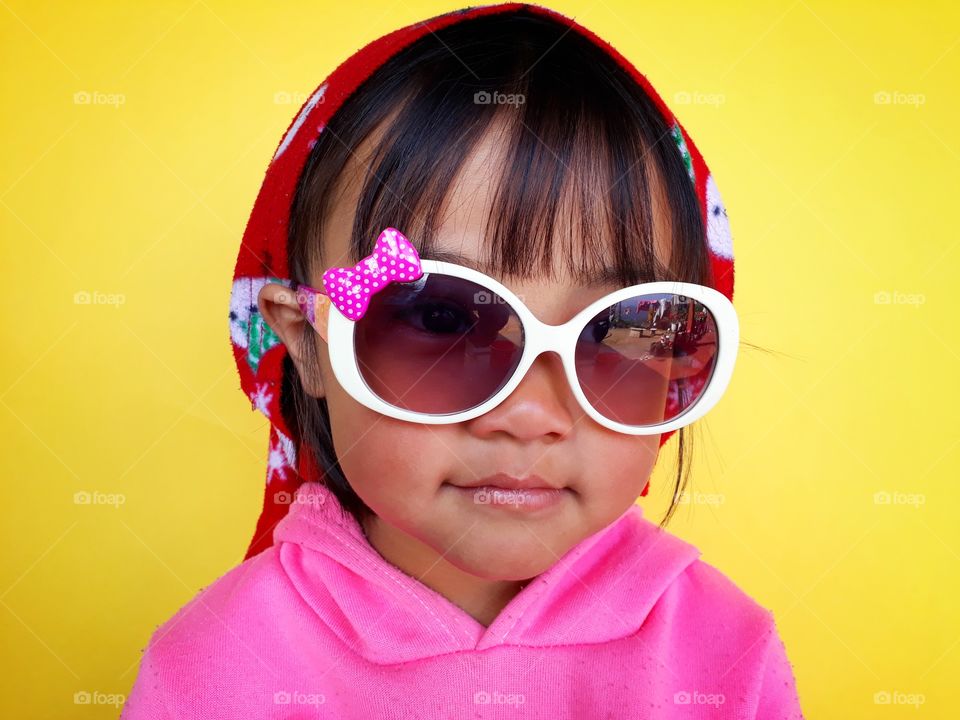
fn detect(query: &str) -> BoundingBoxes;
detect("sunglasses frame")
[294,259,739,435]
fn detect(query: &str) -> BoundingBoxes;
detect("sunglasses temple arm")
[293,282,331,343]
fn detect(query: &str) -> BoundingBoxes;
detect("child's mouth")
[444,474,571,514]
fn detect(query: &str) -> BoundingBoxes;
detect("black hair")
[281,8,712,530]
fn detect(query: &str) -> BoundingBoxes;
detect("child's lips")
[444,475,571,514]
[454,472,562,491]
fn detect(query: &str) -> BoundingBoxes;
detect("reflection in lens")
[354,274,524,414]
[575,293,718,426]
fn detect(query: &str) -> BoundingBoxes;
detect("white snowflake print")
[705,174,734,261]
[249,382,274,416]
[267,429,297,483]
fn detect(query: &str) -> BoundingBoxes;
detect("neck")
[361,515,526,627]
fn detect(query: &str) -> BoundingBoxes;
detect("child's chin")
[441,526,580,581]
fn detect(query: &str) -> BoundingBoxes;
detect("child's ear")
[257,283,326,398]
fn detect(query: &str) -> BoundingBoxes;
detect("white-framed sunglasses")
[294,228,739,435]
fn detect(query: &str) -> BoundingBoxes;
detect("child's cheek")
[328,402,447,504]
[580,435,661,509]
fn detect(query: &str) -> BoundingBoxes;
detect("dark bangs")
[282,8,709,529]
[288,9,710,291]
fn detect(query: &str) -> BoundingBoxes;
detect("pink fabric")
[123,482,803,718]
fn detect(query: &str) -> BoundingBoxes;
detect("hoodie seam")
[289,490,481,645]
[277,538,662,669]
[323,628,666,669]
[283,523,478,648]
[493,506,653,641]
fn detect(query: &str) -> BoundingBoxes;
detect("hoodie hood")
[229,2,736,560]
[122,476,805,719]
[273,480,702,664]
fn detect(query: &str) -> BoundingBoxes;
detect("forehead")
[427,115,674,285]
[320,113,676,320]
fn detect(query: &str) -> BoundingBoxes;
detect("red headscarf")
[229,3,735,559]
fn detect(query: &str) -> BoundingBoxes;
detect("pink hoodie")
[122,481,803,718]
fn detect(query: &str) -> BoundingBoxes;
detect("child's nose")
[465,351,576,441]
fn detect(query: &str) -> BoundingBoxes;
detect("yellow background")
[2,0,958,716]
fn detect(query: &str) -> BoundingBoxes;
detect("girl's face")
[264,121,672,582]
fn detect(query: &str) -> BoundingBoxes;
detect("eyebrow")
[421,249,623,287]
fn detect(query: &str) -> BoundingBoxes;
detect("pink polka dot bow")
[321,228,424,320]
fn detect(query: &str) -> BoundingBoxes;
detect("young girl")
[124,4,803,718]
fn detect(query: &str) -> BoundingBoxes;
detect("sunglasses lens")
[574,293,718,427]
[354,274,524,414]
